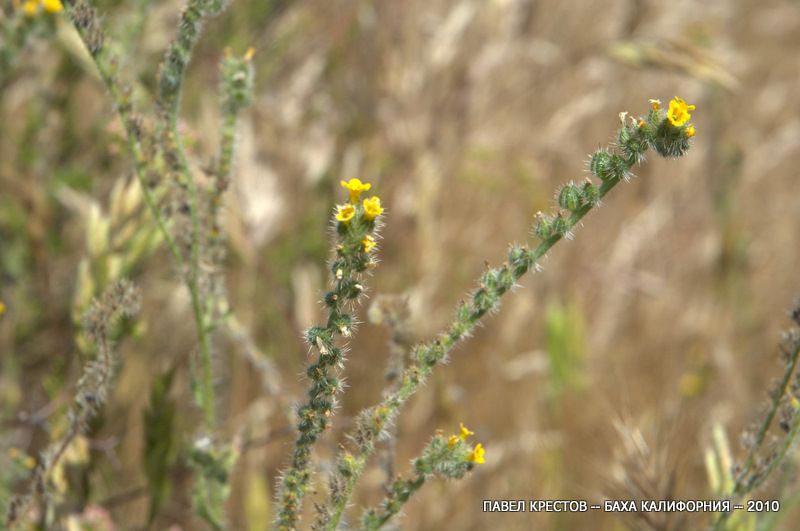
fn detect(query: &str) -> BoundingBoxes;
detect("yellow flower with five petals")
[667,96,696,127]
[467,443,485,464]
[341,178,372,204]
[335,204,355,224]
[362,196,383,221]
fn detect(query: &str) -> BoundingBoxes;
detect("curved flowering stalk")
[313,98,697,530]
[275,181,385,530]
[361,424,484,530]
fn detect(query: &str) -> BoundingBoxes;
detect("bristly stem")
[319,174,623,531]
[363,474,425,531]
[157,0,227,430]
[66,3,212,427]
[317,99,697,529]
[276,191,383,531]
[710,334,800,531]
[65,0,184,269]
[361,429,483,530]
[5,281,139,528]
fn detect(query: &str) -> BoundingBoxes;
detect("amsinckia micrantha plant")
[303,97,696,530]
[56,0,254,528]
[709,304,800,531]
[362,423,485,530]
[275,180,384,530]
[6,281,139,527]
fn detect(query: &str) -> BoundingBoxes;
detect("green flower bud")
[581,180,601,206]
[552,214,571,237]
[589,149,617,181]
[618,125,648,165]
[508,245,532,277]
[534,213,555,240]
[558,183,583,211]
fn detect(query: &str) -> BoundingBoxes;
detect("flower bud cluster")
[312,98,697,530]
[362,423,485,530]
[535,96,696,242]
[276,179,384,530]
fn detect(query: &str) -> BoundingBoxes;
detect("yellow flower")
[41,0,63,13]
[649,99,661,112]
[667,96,696,127]
[335,204,355,224]
[22,0,38,15]
[362,196,383,221]
[447,435,459,449]
[340,178,372,204]
[467,443,485,464]
[0,301,5,315]
[459,422,474,440]
[361,235,376,253]
[685,125,696,138]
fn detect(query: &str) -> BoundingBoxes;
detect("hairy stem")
[316,175,624,531]
[710,338,800,531]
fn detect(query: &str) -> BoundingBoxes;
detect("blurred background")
[2,0,800,529]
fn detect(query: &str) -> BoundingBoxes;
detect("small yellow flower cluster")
[0,301,6,316]
[20,0,63,16]
[336,179,385,225]
[362,196,383,220]
[361,235,376,253]
[650,96,696,138]
[335,204,355,224]
[341,178,371,204]
[447,422,485,464]
[667,96,696,127]
[468,443,485,465]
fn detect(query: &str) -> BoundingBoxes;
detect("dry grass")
[2,0,800,529]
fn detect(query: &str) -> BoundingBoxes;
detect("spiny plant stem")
[65,1,185,269]
[217,111,239,186]
[5,281,139,528]
[710,338,800,531]
[67,3,214,429]
[736,341,800,491]
[276,197,383,530]
[361,429,482,530]
[173,125,216,428]
[320,175,621,531]
[363,475,425,531]
[319,99,697,529]
[157,0,227,430]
